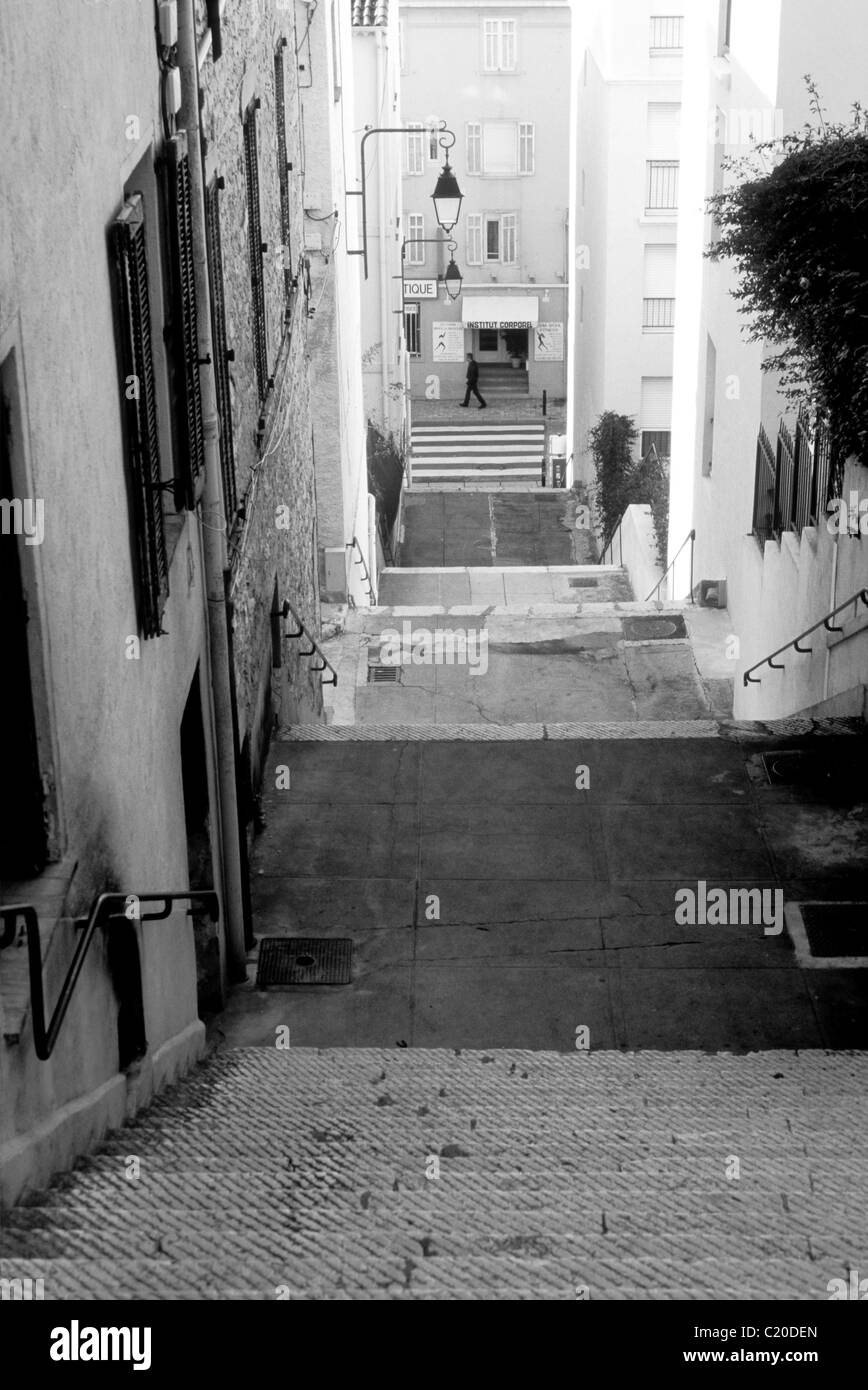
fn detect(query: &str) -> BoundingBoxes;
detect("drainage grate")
[256,937,353,986]
[622,615,687,641]
[800,904,867,958]
[368,665,401,683]
[568,577,599,588]
[761,751,856,789]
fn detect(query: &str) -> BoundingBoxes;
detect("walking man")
[460,352,487,409]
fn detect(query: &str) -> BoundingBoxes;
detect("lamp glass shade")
[431,162,463,232]
[443,257,462,301]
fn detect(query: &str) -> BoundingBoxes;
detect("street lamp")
[400,237,463,301]
[430,130,463,234]
[349,121,463,279]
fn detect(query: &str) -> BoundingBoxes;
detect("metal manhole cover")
[622,615,687,641]
[800,905,867,958]
[256,938,353,986]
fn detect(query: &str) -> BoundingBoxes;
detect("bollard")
[542,389,547,416]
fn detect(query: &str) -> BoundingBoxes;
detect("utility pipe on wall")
[178,0,247,982]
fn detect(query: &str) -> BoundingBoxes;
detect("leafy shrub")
[706,81,868,463]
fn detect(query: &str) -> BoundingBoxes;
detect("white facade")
[669,0,868,719]
[352,3,407,450]
[301,0,375,604]
[401,0,571,405]
[569,0,683,490]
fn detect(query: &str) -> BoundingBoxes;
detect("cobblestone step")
[2,1048,866,1298]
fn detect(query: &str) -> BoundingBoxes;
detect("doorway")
[0,385,47,879]
[474,328,503,363]
[181,669,222,1017]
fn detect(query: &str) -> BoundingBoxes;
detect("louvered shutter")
[167,131,205,508]
[640,376,673,429]
[244,102,269,402]
[274,45,294,314]
[113,195,169,638]
[206,178,238,529]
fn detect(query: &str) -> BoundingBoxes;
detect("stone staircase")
[2,1048,866,1298]
[410,421,545,486]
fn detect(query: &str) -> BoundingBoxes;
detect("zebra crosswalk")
[409,421,546,486]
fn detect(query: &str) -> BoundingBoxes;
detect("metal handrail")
[347,536,376,605]
[599,518,623,567]
[281,600,338,685]
[742,587,868,687]
[645,529,695,603]
[0,891,218,1061]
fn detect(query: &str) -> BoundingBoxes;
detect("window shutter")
[243,101,269,403]
[466,213,483,265]
[166,132,205,508]
[643,244,676,296]
[519,123,535,174]
[466,122,481,175]
[274,44,294,315]
[483,19,497,70]
[206,178,238,531]
[647,102,681,158]
[112,195,169,639]
[640,376,673,430]
[502,213,517,265]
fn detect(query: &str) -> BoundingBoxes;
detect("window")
[483,122,517,176]
[405,123,424,175]
[501,212,517,264]
[243,100,269,402]
[404,302,421,357]
[164,132,205,509]
[274,42,294,316]
[485,217,500,261]
[467,213,518,266]
[642,244,676,331]
[641,430,671,461]
[640,376,673,460]
[483,17,517,72]
[466,213,483,265]
[649,15,683,51]
[112,192,169,638]
[405,213,425,265]
[466,121,482,175]
[205,179,238,531]
[646,161,679,211]
[519,123,535,175]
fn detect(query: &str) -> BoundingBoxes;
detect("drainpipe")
[177,0,247,982]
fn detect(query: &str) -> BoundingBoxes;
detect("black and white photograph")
[1,0,868,1340]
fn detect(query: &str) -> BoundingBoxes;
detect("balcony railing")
[650,15,683,51]
[646,161,679,213]
[642,297,675,331]
[752,408,839,546]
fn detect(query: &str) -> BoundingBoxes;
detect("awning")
[461,296,539,328]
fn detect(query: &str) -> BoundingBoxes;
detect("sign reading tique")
[403,279,438,299]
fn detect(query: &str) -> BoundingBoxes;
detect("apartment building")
[669,0,868,719]
[569,1,683,491]
[0,0,322,1204]
[400,0,571,406]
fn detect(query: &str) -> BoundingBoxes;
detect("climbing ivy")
[706,80,868,463]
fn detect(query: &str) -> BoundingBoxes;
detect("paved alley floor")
[398,490,596,566]
[216,731,868,1054]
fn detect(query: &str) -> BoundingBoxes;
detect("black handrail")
[347,536,376,604]
[645,529,695,604]
[281,599,338,685]
[742,587,868,686]
[0,891,218,1061]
